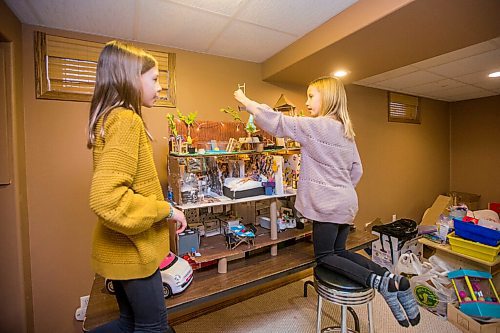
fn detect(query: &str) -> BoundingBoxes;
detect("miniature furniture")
[305,265,375,333]
[225,225,256,250]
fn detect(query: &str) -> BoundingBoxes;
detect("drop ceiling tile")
[375,70,444,90]
[209,20,296,62]
[412,39,498,69]
[427,49,500,77]
[3,0,40,24]
[437,85,488,99]
[473,80,500,91]
[448,90,496,102]
[456,71,500,91]
[405,79,465,95]
[355,65,419,85]
[167,0,245,16]
[138,0,229,51]
[457,70,494,84]
[26,0,136,39]
[236,0,357,36]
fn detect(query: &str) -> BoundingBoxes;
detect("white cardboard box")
[371,232,423,271]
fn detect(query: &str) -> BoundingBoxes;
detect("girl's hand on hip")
[172,208,187,234]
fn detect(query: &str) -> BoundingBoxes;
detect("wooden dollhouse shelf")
[175,191,297,210]
[169,147,300,158]
[192,224,312,264]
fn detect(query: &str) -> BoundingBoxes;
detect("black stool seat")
[314,265,371,293]
[307,265,376,332]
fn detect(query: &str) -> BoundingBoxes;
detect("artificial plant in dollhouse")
[166,113,180,152]
[220,106,258,138]
[177,109,197,145]
[245,115,258,137]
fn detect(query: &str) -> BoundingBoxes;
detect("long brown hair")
[87,40,157,148]
[309,76,355,140]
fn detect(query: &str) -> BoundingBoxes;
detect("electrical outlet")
[75,295,90,321]
[80,295,90,308]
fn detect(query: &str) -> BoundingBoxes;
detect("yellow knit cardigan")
[89,107,171,280]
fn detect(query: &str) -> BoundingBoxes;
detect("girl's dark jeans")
[89,269,175,333]
[313,221,388,286]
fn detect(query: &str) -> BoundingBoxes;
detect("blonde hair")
[87,40,158,148]
[309,76,355,140]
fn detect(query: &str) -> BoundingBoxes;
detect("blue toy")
[448,269,500,319]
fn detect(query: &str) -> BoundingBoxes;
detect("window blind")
[34,31,176,107]
[388,92,420,124]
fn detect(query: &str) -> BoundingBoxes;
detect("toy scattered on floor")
[448,269,500,319]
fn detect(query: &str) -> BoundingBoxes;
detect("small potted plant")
[177,109,197,153]
[166,113,179,152]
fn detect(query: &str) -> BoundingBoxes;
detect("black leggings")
[313,221,388,287]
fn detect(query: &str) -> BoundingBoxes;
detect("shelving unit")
[176,191,299,273]
[168,148,301,273]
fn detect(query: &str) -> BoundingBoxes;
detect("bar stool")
[304,265,375,333]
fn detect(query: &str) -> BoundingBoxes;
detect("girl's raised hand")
[234,89,250,106]
[171,207,187,234]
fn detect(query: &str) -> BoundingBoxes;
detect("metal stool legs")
[316,295,323,333]
[316,295,366,333]
[367,301,374,333]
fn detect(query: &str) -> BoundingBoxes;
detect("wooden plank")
[193,224,312,263]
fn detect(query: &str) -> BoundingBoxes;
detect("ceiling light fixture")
[332,70,348,78]
[488,71,500,78]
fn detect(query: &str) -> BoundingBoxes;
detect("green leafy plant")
[177,109,197,144]
[219,106,242,123]
[166,113,178,137]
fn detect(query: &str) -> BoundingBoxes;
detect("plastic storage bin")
[447,232,500,263]
[453,219,500,247]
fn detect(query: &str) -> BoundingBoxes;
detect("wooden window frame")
[388,92,421,124]
[34,31,176,107]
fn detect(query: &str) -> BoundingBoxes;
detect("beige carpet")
[173,277,460,333]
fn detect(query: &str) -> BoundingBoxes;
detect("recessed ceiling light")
[332,70,348,78]
[488,71,500,78]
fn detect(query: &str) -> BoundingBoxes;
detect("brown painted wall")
[347,85,450,223]
[6,13,494,333]
[450,95,500,208]
[0,1,32,333]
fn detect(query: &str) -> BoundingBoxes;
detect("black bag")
[372,219,418,263]
[372,218,418,242]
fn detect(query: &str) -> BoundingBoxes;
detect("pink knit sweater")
[253,104,362,224]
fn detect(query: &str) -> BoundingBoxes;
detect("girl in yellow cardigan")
[87,41,186,333]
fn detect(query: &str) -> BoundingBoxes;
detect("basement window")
[34,31,176,107]
[388,92,420,124]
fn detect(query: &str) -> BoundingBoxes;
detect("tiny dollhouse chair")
[304,265,375,333]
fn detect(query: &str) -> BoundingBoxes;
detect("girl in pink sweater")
[234,76,420,327]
